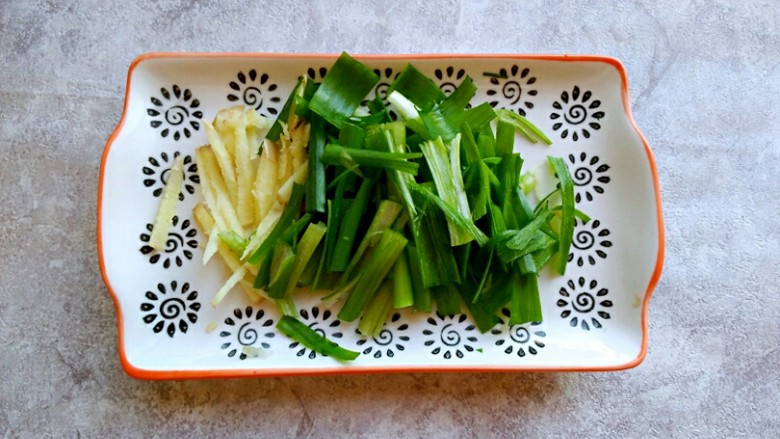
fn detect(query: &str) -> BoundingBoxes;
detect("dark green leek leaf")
[387,64,445,111]
[277,315,359,361]
[309,52,379,129]
[548,156,575,274]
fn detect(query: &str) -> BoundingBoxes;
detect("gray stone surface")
[1,0,778,437]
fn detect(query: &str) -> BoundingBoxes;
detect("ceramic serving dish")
[99,53,664,379]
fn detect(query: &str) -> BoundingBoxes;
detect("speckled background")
[1,0,779,437]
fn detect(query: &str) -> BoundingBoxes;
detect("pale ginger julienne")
[192,105,310,307]
[149,155,185,251]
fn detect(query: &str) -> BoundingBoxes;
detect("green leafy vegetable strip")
[548,156,575,274]
[491,209,556,263]
[497,109,553,145]
[406,245,432,312]
[392,250,414,309]
[408,181,488,246]
[321,144,421,175]
[386,64,445,111]
[276,315,359,361]
[379,124,418,220]
[420,136,474,245]
[283,222,327,297]
[308,52,379,129]
[338,230,408,321]
[219,230,247,256]
[477,123,496,158]
[457,277,500,333]
[267,76,306,142]
[509,273,543,326]
[267,243,296,299]
[322,188,346,273]
[248,183,305,266]
[339,121,365,149]
[254,252,272,290]
[460,122,481,164]
[275,298,297,317]
[279,213,312,245]
[482,71,508,79]
[411,200,461,287]
[306,114,327,215]
[387,91,428,137]
[495,118,515,156]
[338,200,403,287]
[329,178,376,271]
[357,281,394,337]
[431,284,461,317]
[471,247,494,304]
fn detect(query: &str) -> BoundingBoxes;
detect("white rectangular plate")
[99,53,664,379]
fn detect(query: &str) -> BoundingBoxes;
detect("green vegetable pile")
[234,53,577,361]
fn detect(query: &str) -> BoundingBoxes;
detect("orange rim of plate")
[98,52,665,380]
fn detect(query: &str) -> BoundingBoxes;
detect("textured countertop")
[1,0,778,437]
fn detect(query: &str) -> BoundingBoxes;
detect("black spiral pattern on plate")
[147,85,202,140]
[226,69,281,116]
[550,86,605,142]
[568,218,612,267]
[567,152,611,202]
[423,313,478,359]
[491,309,547,357]
[140,281,200,338]
[486,65,537,116]
[306,66,329,82]
[220,307,275,360]
[557,277,613,330]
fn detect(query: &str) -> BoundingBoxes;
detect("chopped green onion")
[392,250,414,309]
[279,213,312,245]
[275,298,298,317]
[267,243,296,299]
[306,114,326,215]
[456,277,500,333]
[321,144,421,175]
[408,181,488,246]
[357,281,394,337]
[219,230,247,256]
[495,118,515,156]
[283,222,327,297]
[406,245,432,312]
[276,315,359,361]
[386,63,445,111]
[338,121,365,149]
[248,183,306,266]
[509,273,543,326]
[338,230,408,322]
[267,76,306,142]
[329,178,376,272]
[411,200,461,287]
[419,136,476,245]
[497,109,553,145]
[431,284,461,317]
[548,156,575,274]
[309,52,379,129]
[339,200,404,287]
